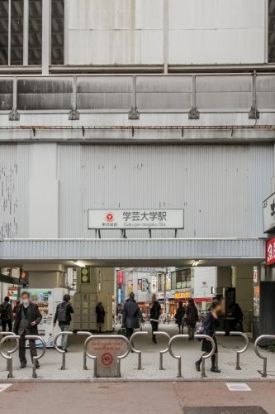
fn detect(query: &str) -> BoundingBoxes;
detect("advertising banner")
[88,209,184,229]
[266,238,275,266]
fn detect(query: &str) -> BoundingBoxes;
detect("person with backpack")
[185,298,199,340]
[53,294,74,352]
[0,296,13,332]
[149,294,161,344]
[175,301,186,334]
[195,299,223,374]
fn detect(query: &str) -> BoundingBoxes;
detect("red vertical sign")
[266,239,275,265]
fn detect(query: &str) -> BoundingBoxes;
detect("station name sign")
[88,209,184,230]
[266,238,275,266]
[263,192,275,233]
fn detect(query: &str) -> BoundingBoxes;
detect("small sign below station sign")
[88,209,184,230]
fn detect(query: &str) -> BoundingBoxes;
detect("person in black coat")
[185,298,199,340]
[149,294,161,344]
[175,302,186,334]
[96,302,105,333]
[195,299,223,373]
[123,292,142,339]
[13,291,42,369]
[0,296,13,332]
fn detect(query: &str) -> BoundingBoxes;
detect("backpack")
[57,302,69,323]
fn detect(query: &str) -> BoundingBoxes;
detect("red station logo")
[105,212,114,222]
[101,352,114,367]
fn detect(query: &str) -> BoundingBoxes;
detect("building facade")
[0,0,275,334]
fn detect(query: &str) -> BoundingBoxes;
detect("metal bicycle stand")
[0,335,20,379]
[84,335,131,378]
[54,331,74,370]
[154,331,170,370]
[195,334,216,378]
[76,331,92,370]
[130,331,149,370]
[0,332,16,372]
[25,335,47,378]
[216,331,249,370]
[168,334,189,378]
[254,334,275,378]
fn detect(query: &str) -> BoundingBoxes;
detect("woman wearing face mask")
[195,299,224,373]
[13,291,42,369]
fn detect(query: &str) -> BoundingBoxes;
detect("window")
[28,0,42,65]
[51,0,64,65]
[269,0,275,62]
[0,1,8,65]
[10,0,24,65]
[171,268,191,291]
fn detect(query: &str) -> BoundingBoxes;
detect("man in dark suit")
[13,291,42,369]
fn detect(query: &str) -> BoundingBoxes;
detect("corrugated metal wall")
[57,144,273,239]
[0,144,30,238]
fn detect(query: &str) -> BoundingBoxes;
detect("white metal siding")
[65,0,265,65]
[58,144,273,239]
[0,144,30,238]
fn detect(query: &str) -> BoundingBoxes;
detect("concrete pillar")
[217,267,232,290]
[98,268,115,332]
[42,0,51,74]
[233,266,253,332]
[24,263,66,288]
[28,144,59,238]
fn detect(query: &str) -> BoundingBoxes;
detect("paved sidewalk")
[0,324,275,381]
[0,381,274,414]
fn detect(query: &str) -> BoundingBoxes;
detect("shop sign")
[174,291,191,300]
[266,238,275,266]
[263,193,275,233]
[88,209,184,229]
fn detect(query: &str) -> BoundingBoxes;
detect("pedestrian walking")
[185,298,199,340]
[175,301,185,334]
[195,299,223,373]
[53,294,74,352]
[96,302,105,333]
[149,294,161,344]
[13,291,42,369]
[122,292,142,339]
[230,303,244,332]
[0,296,13,332]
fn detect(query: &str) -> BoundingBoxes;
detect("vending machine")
[25,288,68,347]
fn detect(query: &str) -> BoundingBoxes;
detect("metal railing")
[0,334,20,378]
[154,331,170,370]
[254,335,275,378]
[53,331,74,370]
[76,331,92,370]
[130,331,149,370]
[195,334,216,378]
[84,335,130,378]
[25,335,47,378]
[168,334,189,378]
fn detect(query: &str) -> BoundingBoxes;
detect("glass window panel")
[28,0,42,65]
[0,0,8,65]
[269,0,275,62]
[10,0,23,65]
[51,0,64,65]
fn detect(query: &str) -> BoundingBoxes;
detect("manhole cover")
[184,408,268,414]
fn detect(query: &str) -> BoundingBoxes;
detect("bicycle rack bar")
[54,331,74,370]
[130,331,149,370]
[0,332,16,371]
[229,331,249,370]
[254,335,275,378]
[77,331,92,370]
[0,335,20,378]
[154,332,170,370]
[25,335,47,378]
[168,334,189,378]
[194,334,216,379]
[84,335,130,378]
